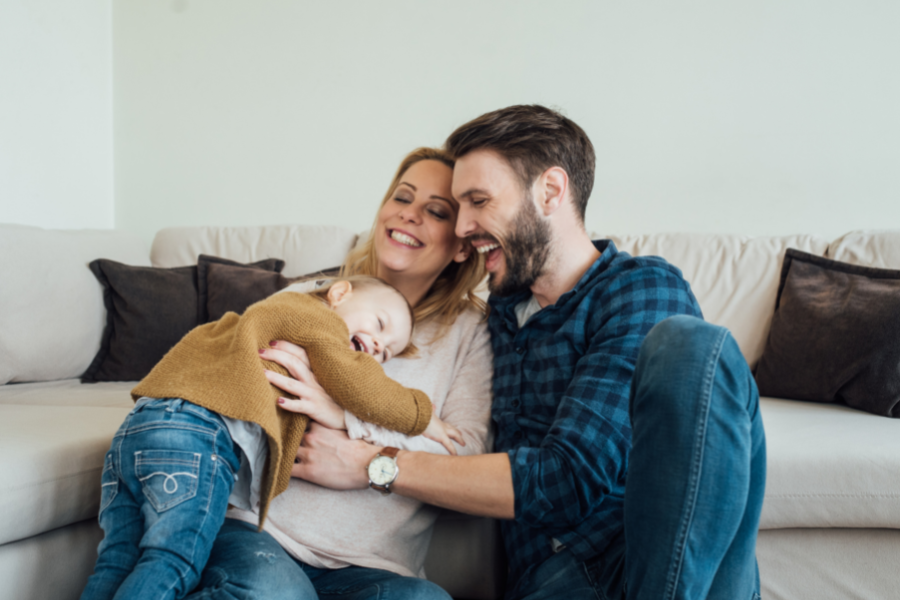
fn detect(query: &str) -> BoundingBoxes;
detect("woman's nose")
[398,204,423,224]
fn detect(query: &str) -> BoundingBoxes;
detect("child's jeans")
[80,398,241,600]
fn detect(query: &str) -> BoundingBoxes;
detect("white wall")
[109,1,898,242]
[0,0,113,229]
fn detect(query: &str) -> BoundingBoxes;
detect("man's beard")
[488,194,552,297]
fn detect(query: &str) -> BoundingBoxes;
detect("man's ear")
[536,166,569,217]
[326,280,353,307]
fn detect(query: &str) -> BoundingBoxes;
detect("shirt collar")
[489,239,618,322]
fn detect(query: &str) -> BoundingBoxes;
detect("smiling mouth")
[388,229,423,248]
[475,242,500,254]
[352,335,368,354]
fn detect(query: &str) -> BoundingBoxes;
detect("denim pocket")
[135,450,201,512]
[99,452,118,516]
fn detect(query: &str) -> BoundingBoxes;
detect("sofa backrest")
[150,225,359,277]
[598,233,830,367]
[827,230,900,269]
[0,224,149,385]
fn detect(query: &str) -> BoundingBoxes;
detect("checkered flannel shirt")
[488,240,702,584]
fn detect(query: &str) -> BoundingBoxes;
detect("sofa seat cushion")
[760,397,900,529]
[0,379,134,408]
[0,399,131,546]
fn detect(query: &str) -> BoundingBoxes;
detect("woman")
[186,148,492,600]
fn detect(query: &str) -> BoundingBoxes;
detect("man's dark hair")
[445,105,596,222]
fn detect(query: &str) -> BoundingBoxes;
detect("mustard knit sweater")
[131,291,432,525]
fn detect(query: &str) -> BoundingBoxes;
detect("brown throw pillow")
[755,249,900,417]
[82,256,284,383]
[202,263,341,322]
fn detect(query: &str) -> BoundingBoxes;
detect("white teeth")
[476,243,500,254]
[390,230,422,247]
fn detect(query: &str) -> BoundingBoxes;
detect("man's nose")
[455,204,477,238]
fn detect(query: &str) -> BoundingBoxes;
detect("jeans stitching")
[664,326,728,600]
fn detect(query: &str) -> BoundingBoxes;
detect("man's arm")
[293,424,515,519]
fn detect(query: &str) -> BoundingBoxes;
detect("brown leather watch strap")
[381,446,399,459]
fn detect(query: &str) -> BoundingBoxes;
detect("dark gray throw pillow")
[196,254,286,323]
[203,263,340,322]
[755,249,900,417]
[82,256,284,383]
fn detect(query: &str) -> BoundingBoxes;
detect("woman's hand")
[423,405,465,455]
[262,341,346,430]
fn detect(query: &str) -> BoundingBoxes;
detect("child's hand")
[423,404,465,455]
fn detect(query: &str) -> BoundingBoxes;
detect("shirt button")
[512,399,520,408]
[515,346,525,354]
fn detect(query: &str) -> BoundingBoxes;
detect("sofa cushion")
[827,230,900,269]
[82,256,283,382]
[0,224,149,386]
[755,250,900,417]
[759,397,900,529]
[201,260,295,322]
[0,402,131,546]
[0,379,134,408]
[151,225,359,278]
[601,233,830,367]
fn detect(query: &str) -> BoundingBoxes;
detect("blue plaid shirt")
[488,240,702,584]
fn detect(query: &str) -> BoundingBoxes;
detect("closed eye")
[378,318,384,331]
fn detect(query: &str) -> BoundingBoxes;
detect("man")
[297,105,766,600]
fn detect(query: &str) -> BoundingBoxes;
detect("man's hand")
[292,422,379,490]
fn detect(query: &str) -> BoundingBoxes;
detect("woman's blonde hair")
[340,147,487,337]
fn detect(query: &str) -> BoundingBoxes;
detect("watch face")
[368,455,397,486]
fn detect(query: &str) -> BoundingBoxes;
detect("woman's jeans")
[81,398,241,600]
[509,316,766,600]
[184,519,452,600]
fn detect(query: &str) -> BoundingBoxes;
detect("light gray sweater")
[227,304,493,578]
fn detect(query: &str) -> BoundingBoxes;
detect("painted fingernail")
[278,398,285,404]
[258,348,265,354]
[269,341,277,347]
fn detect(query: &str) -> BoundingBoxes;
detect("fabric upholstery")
[151,225,358,278]
[0,518,103,600]
[755,250,900,416]
[827,230,900,269]
[82,256,283,382]
[759,397,900,529]
[0,404,131,546]
[757,528,900,600]
[0,224,149,385]
[202,261,297,322]
[596,233,830,367]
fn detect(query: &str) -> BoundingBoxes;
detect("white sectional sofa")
[2,222,899,600]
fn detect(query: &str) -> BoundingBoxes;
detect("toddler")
[81,276,458,600]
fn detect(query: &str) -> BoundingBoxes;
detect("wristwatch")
[367,447,400,494]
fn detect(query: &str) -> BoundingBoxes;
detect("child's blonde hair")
[308,275,418,358]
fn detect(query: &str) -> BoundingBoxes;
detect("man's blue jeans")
[81,398,241,600]
[510,316,766,600]
[184,519,452,600]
